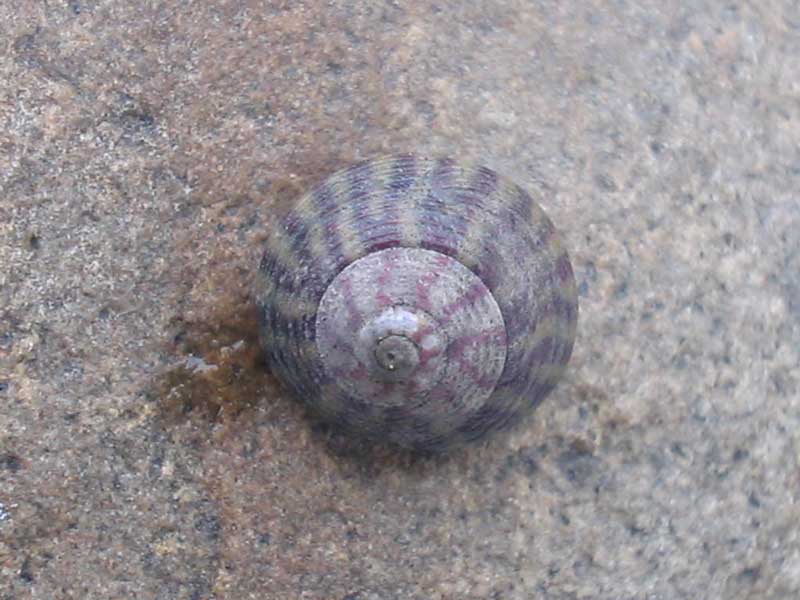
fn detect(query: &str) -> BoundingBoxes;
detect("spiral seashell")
[255,155,577,451]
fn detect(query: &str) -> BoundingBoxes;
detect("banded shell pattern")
[256,155,578,451]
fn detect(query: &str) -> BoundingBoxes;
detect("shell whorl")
[256,155,578,451]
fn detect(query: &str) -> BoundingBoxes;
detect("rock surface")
[1,1,798,599]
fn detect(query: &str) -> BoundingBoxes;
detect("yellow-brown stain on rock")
[155,301,276,427]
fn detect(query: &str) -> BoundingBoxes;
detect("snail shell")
[256,155,577,451]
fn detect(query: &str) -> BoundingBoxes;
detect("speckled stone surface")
[1,1,798,599]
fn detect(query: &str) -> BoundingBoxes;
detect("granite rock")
[1,1,799,599]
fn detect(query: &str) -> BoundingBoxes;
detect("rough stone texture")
[1,1,798,599]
